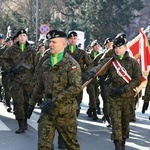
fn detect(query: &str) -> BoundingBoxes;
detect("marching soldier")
[1,37,13,112]
[86,39,102,120]
[142,71,150,120]
[65,31,94,117]
[97,37,114,127]
[1,29,38,134]
[27,30,82,150]
[0,33,5,102]
[89,38,142,150]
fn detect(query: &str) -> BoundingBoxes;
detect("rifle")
[81,57,113,90]
[4,50,32,80]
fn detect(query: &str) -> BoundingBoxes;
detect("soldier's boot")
[121,138,126,150]
[114,140,122,150]
[86,108,93,117]
[58,134,66,149]
[0,86,3,102]
[15,119,25,134]
[6,100,12,113]
[102,115,106,122]
[92,108,98,120]
[97,106,101,115]
[105,115,111,127]
[23,118,28,130]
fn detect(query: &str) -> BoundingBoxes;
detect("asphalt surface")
[0,89,150,150]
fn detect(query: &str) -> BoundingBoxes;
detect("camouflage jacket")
[143,72,150,102]
[29,51,82,115]
[91,51,142,98]
[1,42,38,84]
[65,45,94,78]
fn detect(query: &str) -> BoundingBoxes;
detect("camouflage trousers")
[86,82,98,109]
[109,97,133,141]
[38,112,80,150]
[11,81,31,120]
[2,74,11,106]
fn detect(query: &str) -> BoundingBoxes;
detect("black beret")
[16,29,27,37]
[5,37,12,42]
[115,32,126,39]
[113,38,126,48]
[67,31,78,39]
[46,30,67,40]
[103,37,112,46]
[0,34,4,39]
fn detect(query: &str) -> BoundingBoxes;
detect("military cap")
[103,37,112,46]
[90,40,99,47]
[5,37,12,42]
[115,32,126,39]
[46,30,67,40]
[16,29,27,37]
[67,31,78,39]
[0,34,4,39]
[113,38,126,48]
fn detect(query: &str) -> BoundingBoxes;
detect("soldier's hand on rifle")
[27,105,35,119]
[10,66,21,74]
[142,101,149,114]
[88,71,96,79]
[109,85,126,96]
[40,98,55,113]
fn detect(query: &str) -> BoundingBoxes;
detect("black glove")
[88,71,96,79]
[109,85,126,97]
[10,67,21,74]
[142,101,149,114]
[40,99,55,113]
[27,105,34,119]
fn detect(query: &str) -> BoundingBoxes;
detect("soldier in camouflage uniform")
[142,71,150,119]
[89,38,142,150]
[27,30,82,150]
[86,40,102,120]
[65,31,94,117]
[1,29,38,134]
[0,33,5,102]
[98,37,113,127]
[1,37,13,112]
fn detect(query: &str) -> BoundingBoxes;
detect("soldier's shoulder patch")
[71,66,77,70]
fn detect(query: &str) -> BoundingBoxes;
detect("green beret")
[67,31,78,39]
[113,38,126,48]
[5,37,12,42]
[46,30,67,40]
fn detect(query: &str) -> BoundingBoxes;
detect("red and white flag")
[129,28,150,72]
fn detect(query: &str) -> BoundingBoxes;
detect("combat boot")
[23,118,28,130]
[121,138,126,150]
[97,107,101,115]
[105,115,111,127]
[15,119,25,134]
[114,140,122,150]
[58,134,66,149]
[86,108,93,117]
[92,108,98,120]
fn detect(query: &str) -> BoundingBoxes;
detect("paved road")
[0,89,150,150]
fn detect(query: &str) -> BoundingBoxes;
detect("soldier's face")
[18,34,28,44]
[68,36,78,46]
[0,38,4,46]
[49,38,67,54]
[115,45,127,56]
